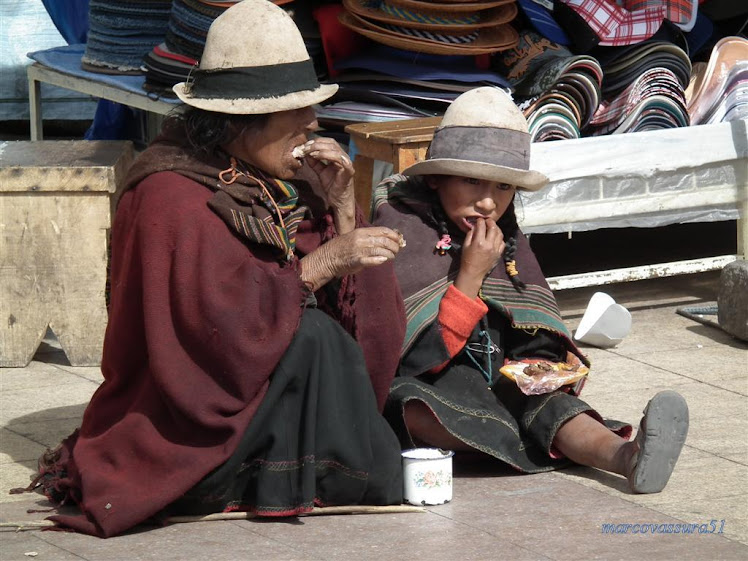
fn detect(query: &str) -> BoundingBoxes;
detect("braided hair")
[432,198,526,292]
[497,201,526,292]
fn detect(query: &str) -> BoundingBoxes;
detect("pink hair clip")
[435,234,452,256]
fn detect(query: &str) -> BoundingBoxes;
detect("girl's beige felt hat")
[173,0,338,114]
[402,87,549,191]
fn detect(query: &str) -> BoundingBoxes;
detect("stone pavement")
[1,271,746,560]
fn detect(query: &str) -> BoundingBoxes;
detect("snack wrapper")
[499,359,589,395]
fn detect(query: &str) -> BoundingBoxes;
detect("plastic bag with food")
[499,359,589,396]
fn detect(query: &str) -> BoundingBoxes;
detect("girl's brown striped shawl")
[373,174,585,363]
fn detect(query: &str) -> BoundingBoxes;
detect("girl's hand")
[453,218,505,299]
[302,137,356,233]
[300,227,402,291]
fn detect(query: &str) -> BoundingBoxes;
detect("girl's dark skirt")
[169,308,404,516]
[384,364,630,473]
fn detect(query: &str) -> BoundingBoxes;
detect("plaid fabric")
[560,0,666,46]
[625,0,694,25]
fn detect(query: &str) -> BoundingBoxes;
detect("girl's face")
[427,175,516,233]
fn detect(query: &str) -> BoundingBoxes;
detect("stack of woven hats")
[338,0,520,55]
[494,30,603,141]
[82,0,172,74]
[142,1,304,97]
[587,67,688,134]
[686,36,748,125]
[493,0,724,139]
[142,0,239,96]
[586,26,692,134]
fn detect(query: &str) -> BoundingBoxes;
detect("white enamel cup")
[401,448,454,505]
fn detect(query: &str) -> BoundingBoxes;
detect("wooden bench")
[0,140,135,367]
[345,117,440,216]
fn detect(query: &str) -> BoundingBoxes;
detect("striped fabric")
[381,24,480,44]
[379,2,480,25]
[219,161,308,261]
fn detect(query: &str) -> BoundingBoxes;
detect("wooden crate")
[0,140,134,367]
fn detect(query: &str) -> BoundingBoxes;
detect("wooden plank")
[0,140,134,193]
[547,255,738,291]
[346,117,440,143]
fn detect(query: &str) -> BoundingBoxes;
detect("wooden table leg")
[392,144,429,173]
[353,154,375,220]
[28,74,43,141]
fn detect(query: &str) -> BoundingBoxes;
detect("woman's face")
[225,106,318,179]
[427,175,516,233]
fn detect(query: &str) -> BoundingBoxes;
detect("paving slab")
[1,272,747,560]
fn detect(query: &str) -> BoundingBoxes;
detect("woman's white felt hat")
[402,86,548,191]
[173,0,338,114]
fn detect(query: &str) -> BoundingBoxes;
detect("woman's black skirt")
[169,308,404,516]
[384,364,630,474]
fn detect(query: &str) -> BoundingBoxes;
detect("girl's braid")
[498,202,525,292]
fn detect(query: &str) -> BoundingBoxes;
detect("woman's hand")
[453,218,505,299]
[302,137,356,234]
[300,227,402,291]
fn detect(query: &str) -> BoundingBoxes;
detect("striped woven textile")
[222,161,308,260]
[379,2,480,25]
[381,24,479,44]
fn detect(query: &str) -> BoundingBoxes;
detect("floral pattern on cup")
[413,469,452,489]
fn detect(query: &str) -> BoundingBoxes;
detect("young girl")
[373,87,689,493]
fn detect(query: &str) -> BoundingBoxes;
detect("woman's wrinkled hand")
[302,137,355,209]
[453,218,505,299]
[300,227,402,291]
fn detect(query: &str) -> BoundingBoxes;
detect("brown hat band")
[428,126,531,171]
[185,59,320,99]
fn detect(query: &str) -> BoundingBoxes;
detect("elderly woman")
[29,0,405,537]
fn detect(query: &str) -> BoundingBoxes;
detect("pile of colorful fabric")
[82,0,172,74]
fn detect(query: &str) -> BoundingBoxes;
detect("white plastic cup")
[401,448,454,506]
[574,292,632,348]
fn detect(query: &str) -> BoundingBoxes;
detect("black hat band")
[186,59,320,99]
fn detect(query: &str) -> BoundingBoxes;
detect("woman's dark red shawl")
[46,136,405,537]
